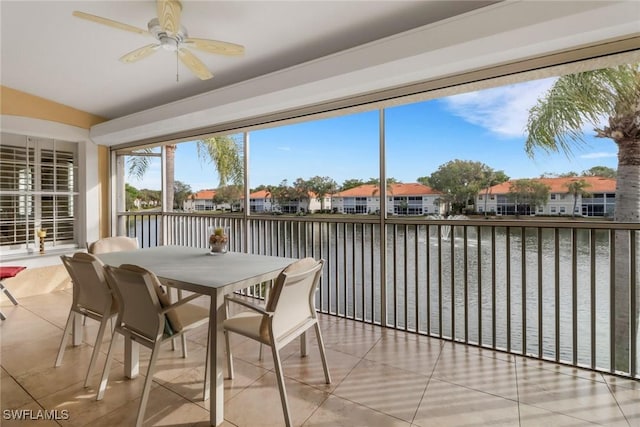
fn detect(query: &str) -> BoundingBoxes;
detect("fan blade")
[184,38,244,56]
[157,0,182,34]
[178,48,213,80]
[120,44,160,63]
[72,11,148,35]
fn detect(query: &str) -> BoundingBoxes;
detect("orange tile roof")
[250,190,270,199]
[189,189,216,200]
[249,189,321,199]
[334,183,441,197]
[485,177,616,194]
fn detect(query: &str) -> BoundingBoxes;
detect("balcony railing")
[118,211,639,378]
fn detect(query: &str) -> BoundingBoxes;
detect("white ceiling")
[1,0,495,119]
[2,1,638,147]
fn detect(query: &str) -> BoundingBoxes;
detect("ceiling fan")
[73,0,244,80]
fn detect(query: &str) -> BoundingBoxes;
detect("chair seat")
[172,303,209,334]
[0,266,26,280]
[223,311,266,342]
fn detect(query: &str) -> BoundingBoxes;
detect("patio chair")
[0,266,25,320]
[55,253,117,387]
[223,257,331,427]
[97,263,209,427]
[87,236,139,254]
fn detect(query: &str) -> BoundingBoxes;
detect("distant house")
[332,183,444,215]
[249,190,330,213]
[183,189,234,212]
[476,176,616,217]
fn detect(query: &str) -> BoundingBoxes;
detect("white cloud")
[441,78,557,138]
[580,152,617,159]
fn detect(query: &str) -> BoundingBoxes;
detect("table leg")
[210,290,225,426]
[125,338,139,379]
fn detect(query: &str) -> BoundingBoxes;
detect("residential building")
[184,189,217,212]
[477,177,617,217]
[249,190,330,213]
[332,183,444,215]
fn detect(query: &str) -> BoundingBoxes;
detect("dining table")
[97,245,296,426]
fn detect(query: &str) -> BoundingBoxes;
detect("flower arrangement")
[209,227,228,253]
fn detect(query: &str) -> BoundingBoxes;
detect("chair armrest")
[160,293,202,314]
[225,295,273,317]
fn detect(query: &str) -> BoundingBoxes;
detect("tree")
[480,168,509,215]
[173,180,192,210]
[306,176,337,211]
[428,160,497,214]
[340,179,364,191]
[417,176,430,186]
[564,179,591,217]
[125,183,139,211]
[582,166,617,178]
[525,64,640,370]
[213,185,243,211]
[507,179,550,215]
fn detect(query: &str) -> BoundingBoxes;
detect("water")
[128,215,638,371]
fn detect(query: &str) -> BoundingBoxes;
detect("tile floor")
[1,290,638,426]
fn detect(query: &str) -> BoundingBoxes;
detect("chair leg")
[0,311,5,321]
[181,334,188,358]
[224,330,234,379]
[84,315,110,387]
[135,341,162,427]
[55,311,75,367]
[0,281,19,305]
[96,331,119,401]
[300,331,307,357]
[270,344,292,427]
[314,323,332,384]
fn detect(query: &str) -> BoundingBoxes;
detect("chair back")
[103,264,164,343]
[264,258,324,339]
[88,236,139,255]
[61,252,115,316]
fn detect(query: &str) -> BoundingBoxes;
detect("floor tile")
[516,362,628,426]
[333,358,428,422]
[224,371,328,427]
[413,378,519,427]
[303,394,411,426]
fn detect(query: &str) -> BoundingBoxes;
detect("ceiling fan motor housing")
[148,17,186,51]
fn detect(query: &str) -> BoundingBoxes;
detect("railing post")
[379,108,387,327]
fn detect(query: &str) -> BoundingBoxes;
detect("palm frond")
[196,135,244,187]
[525,64,639,157]
[127,148,153,179]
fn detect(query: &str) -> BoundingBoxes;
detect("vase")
[208,226,229,254]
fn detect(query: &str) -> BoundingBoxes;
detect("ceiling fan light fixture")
[160,35,178,51]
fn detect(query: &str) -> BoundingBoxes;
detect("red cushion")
[0,266,26,280]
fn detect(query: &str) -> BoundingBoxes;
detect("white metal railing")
[118,211,640,378]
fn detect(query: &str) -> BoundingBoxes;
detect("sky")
[127,76,618,192]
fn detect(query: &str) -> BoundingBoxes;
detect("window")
[1,133,78,254]
[550,194,557,200]
[560,207,566,213]
[550,207,557,213]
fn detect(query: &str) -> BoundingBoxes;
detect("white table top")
[97,245,296,294]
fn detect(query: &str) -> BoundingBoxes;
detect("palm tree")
[526,65,639,222]
[128,136,243,212]
[564,179,591,217]
[525,64,639,371]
